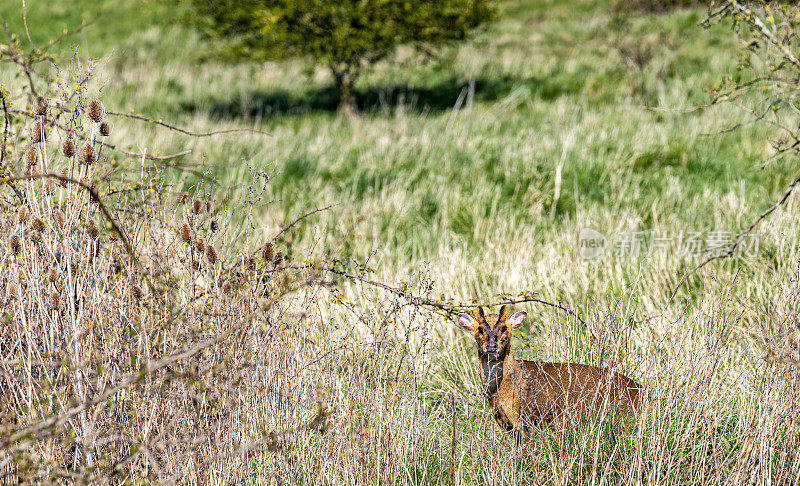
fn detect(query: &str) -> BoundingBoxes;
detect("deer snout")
[485,336,498,354]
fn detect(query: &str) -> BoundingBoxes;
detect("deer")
[458,305,642,437]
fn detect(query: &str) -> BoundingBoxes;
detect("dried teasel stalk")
[87,220,99,240]
[49,291,61,310]
[54,211,66,229]
[78,144,96,165]
[205,244,217,265]
[87,99,105,123]
[262,242,275,262]
[25,146,38,167]
[58,167,70,187]
[180,223,192,243]
[34,98,47,116]
[62,140,75,158]
[6,282,18,300]
[31,218,45,233]
[18,206,29,224]
[8,235,21,254]
[30,122,46,142]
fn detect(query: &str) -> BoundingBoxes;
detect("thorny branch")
[320,266,586,325]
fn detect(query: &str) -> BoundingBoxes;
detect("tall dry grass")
[0,10,799,486]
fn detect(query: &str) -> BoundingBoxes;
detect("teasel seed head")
[18,269,26,282]
[87,220,99,239]
[131,285,143,301]
[54,211,65,229]
[25,146,38,166]
[29,229,41,243]
[205,244,217,265]
[246,256,256,272]
[210,220,219,232]
[34,99,47,116]
[180,223,192,243]
[87,99,105,123]
[9,234,21,254]
[222,281,232,295]
[180,192,189,204]
[109,229,120,241]
[195,238,205,252]
[49,291,60,310]
[192,200,202,214]
[47,268,58,282]
[273,251,283,266]
[32,217,45,232]
[62,140,75,158]
[70,262,78,276]
[78,144,95,165]
[58,167,69,187]
[205,201,212,212]
[6,282,18,300]
[18,206,29,224]
[262,242,274,262]
[30,122,45,142]
[99,121,111,136]
[43,180,55,195]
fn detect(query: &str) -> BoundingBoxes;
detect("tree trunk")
[333,67,358,119]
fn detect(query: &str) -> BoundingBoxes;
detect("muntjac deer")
[458,305,642,436]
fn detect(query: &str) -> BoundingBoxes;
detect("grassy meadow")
[1,0,800,483]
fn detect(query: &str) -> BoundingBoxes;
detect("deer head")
[458,305,526,360]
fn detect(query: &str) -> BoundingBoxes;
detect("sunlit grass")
[2,0,799,482]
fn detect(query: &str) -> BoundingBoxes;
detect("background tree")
[183,0,494,118]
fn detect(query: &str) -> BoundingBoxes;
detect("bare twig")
[693,173,800,273]
[320,265,586,324]
[40,18,98,54]
[8,108,194,161]
[0,93,25,203]
[107,111,271,138]
[269,204,337,244]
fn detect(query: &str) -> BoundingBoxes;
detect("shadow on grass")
[178,74,577,119]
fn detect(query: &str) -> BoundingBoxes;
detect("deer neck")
[479,348,517,398]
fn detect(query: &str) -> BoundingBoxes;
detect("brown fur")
[460,306,642,436]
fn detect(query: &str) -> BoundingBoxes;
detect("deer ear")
[510,311,527,330]
[458,314,475,333]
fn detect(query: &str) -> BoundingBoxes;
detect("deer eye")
[476,327,483,335]
[501,326,508,334]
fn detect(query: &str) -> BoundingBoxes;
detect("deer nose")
[486,342,498,353]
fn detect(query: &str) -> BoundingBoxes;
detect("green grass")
[4,0,797,376]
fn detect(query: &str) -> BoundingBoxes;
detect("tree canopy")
[185,0,494,117]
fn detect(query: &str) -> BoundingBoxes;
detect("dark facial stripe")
[476,306,486,323]
[498,305,509,322]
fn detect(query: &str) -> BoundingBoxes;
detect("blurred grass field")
[2,0,799,481]
[4,0,797,350]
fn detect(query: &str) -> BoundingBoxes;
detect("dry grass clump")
[2,12,800,485]
[0,62,312,483]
